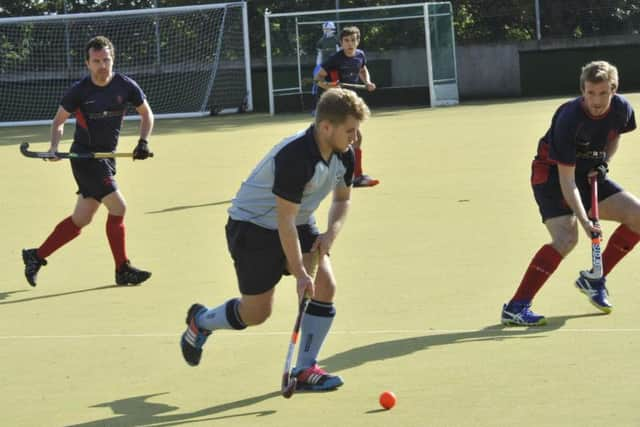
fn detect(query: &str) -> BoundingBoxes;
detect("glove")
[594,161,608,180]
[133,138,151,160]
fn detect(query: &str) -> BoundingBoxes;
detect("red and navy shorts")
[71,157,118,201]
[531,162,622,222]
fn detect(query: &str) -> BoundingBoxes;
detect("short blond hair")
[580,60,618,92]
[315,88,370,126]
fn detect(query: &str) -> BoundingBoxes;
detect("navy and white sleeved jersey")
[60,72,146,152]
[228,126,354,230]
[531,94,636,184]
[321,49,367,84]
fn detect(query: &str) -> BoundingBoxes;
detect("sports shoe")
[501,301,547,326]
[575,271,612,313]
[22,248,47,287]
[353,174,380,188]
[115,261,151,286]
[291,364,344,391]
[180,303,211,366]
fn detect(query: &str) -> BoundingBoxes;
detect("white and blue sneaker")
[292,364,343,391]
[180,303,211,366]
[501,301,547,326]
[575,271,612,313]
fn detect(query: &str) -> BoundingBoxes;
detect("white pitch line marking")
[0,328,639,339]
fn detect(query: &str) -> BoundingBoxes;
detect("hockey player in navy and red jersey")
[180,88,370,392]
[22,35,154,287]
[502,60,640,326]
[314,26,378,188]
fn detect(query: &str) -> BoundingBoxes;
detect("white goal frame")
[0,3,253,127]
[264,2,458,115]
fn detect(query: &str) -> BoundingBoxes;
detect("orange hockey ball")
[379,391,396,409]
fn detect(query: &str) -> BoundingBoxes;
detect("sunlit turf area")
[2,95,640,426]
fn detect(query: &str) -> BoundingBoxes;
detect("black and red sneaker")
[115,261,151,286]
[22,248,47,287]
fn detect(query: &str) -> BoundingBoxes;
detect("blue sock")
[295,300,335,369]
[197,298,246,331]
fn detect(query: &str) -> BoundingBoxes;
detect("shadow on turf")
[0,289,29,301]
[321,313,606,375]
[65,313,604,425]
[0,285,118,305]
[67,392,279,427]
[146,199,231,214]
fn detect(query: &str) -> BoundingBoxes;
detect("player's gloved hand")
[133,138,151,160]
[594,161,608,180]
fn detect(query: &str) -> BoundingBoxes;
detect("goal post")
[0,3,253,127]
[264,2,458,115]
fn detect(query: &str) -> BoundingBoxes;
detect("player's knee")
[108,204,126,217]
[71,213,92,228]
[552,234,578,255]
[621,211,640,233]
[242,303,273,326]
[314,273,337,301]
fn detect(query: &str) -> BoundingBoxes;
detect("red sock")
[37,217,81,259]
[354,147,363,178]
[603,224,640,276]
[511,244,563,303]
[106,214,128,270]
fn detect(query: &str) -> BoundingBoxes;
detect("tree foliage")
[2,0,640,57]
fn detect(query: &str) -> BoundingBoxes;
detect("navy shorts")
[532,165,622,222]
[225,218,319,295]
[70,158,118,201]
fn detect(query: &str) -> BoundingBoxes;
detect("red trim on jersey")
[531,160,550,185]
[531,140,555,185]
[75,109,88,129]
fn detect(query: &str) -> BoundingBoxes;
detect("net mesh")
[0,4,250,124]
[266,3,458,113]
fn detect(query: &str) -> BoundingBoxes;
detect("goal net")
[264,2,458,115]
[0,2,252,126]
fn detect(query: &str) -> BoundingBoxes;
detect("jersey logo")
[574,123,591,148]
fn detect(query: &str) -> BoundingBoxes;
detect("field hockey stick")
[20,142,154,159]
[337,82,367,90]
[313,81,368,91]
[584,175,604,279]
[281,290,311,398]
[281,249,320,398]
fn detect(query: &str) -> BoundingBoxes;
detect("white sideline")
[0,328,639,339]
